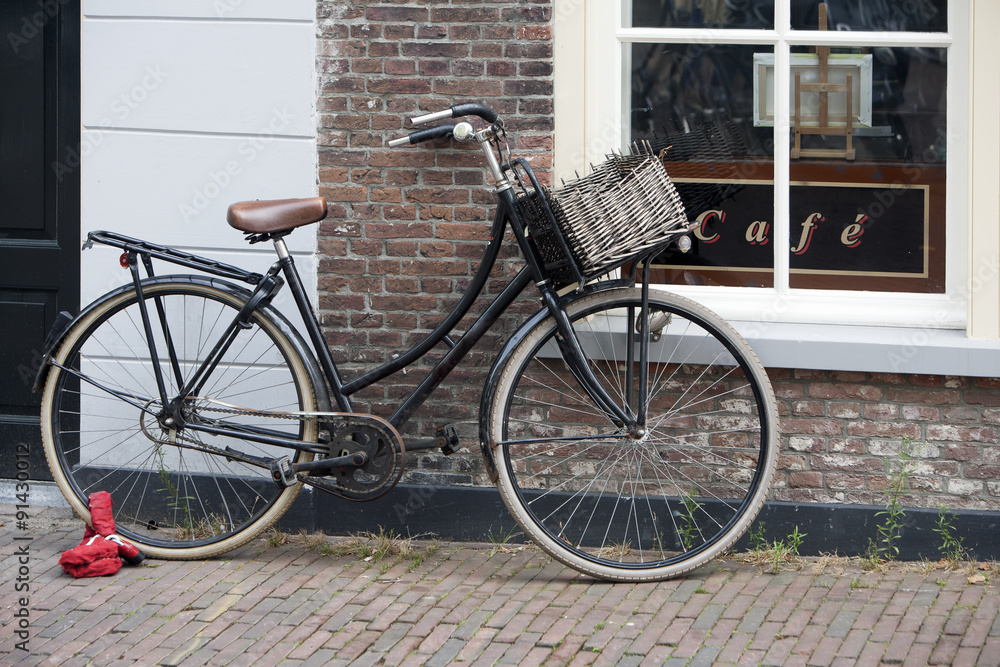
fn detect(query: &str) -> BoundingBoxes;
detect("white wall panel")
[83,0,314,21]
[80,9,318,313]
[82,20,314,136]
[81,130,316,249]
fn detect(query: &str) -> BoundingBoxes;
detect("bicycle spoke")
[43,281,318,557]
[493,288,777,580]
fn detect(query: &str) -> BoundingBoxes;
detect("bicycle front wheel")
[41,277,320,559]
[488,287,778,581]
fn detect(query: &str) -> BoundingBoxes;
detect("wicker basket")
[517,143,689,286]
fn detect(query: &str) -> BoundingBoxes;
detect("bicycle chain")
[140,398,406,500]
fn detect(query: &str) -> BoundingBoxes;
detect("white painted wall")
[80,1,318,317]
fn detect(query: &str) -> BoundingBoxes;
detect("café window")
[575,0,967,329]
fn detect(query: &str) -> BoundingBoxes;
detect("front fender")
[477,281,637,482]
[478,305,552,483]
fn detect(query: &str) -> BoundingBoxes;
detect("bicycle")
[36,102,778,582]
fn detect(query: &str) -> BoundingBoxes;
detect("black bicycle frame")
[88,169,642,454]
[284,191,534,430]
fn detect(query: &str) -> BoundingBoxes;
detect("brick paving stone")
[953,646,984,667]
[761,636,796,666]
[721,593,756,620]
[6,503,1000,667]
[837,627,870,659]
[856,638,887,664]
[978,637,1000,667]
[716,631,751,663]
[961,616,992,647]
[625,616,668,656]
[944,606,975,635]
[658,616,695,646]
[702,617,737,647]
[805,635,841,667]
[901,641,934,667]
[918,611,947,641]
[791,624,826,656]
[929,589,962,616]
[895,601,927,633]
[825,608,858,638]
[928,633,962,665]
[869,612,901,642]
[671,627,710,659]
[691,602,725,630]
[735,605,770,634]
[738,648,768,665]
[882,629,916,663]
[780,605,814,638]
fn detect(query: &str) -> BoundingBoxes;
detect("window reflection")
[629,1,947,32]
[788,46,946,163]
[630,41,947,293]
[791,0,947,32]
[631,0,774,29]
[632,43,776,287]
[632,43,772,156]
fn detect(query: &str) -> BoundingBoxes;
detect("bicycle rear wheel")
[40,277,320,559]
[487,287,778,581]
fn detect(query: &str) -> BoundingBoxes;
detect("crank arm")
[293,452,367,475]
[269,451,369,490]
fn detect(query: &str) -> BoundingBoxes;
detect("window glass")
[631,43,775,288]
[791,0,947,32]
[787,46,946,292]
[629,41,946,293]
[631,0,774,29]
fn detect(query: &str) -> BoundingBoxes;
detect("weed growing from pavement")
[865,438,926,567]
[739,522,807,573]
[679,490,703,550]
[934,505,968,563]
[264,528,289,550]
[486,526,523,556]
[269,527,420,566]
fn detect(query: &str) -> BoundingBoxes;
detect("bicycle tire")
[487,287,778,581]
[40,277,320,559]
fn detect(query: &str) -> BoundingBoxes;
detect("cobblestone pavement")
[2,504,1000,666]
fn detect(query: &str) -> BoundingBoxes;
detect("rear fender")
[31,275,331,413]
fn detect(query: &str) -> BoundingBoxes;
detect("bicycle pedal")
[438,424,461,456]
[270,456,298,489]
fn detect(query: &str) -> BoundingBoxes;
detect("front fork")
[478,125,655,435]
[537,262,655,436]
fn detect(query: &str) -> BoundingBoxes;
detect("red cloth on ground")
[88,490,117,536]
[59,536,123,578]
[59,491,140,578]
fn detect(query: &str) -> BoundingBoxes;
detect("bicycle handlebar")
[387,124,455,148]
[410,102,498,127]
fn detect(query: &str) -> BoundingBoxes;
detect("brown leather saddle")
[226,197,327,235]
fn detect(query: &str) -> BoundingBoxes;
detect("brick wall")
[771,371,1000,512]
[315,1,1000,512]
[315,0,553,482]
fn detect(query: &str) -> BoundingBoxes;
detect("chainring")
[303,414,405,501]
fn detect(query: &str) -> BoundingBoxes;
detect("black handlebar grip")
[449,103,499,124]
[408,124,455,144]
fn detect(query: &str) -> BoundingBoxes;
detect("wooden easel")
[791,2,855,160]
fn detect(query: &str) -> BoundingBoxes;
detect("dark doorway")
[0,0,80,480]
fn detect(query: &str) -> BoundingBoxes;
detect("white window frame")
[556,0,972,334]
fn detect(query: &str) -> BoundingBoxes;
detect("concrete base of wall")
[10,479,997,561]
[278,483,1000,562]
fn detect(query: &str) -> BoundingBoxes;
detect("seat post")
[273,236,291,261]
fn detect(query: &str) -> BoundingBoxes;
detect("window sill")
[733,321,1000,377]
